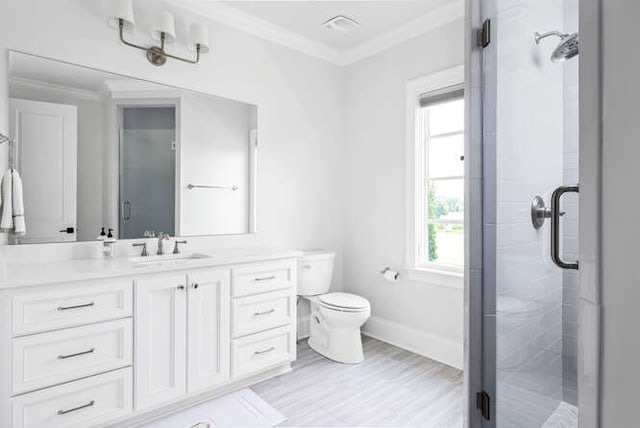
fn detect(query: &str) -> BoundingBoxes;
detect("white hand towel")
[12,169,25,235]
[0,170,13,231]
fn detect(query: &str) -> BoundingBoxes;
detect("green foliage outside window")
[427,182,463,262]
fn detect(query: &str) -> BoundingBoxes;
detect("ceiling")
[172,0,464,66]
[220,1,452,51]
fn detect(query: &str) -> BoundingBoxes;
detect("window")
[405,65,465,289]
[417,88,464,270]
[406,66,464,284]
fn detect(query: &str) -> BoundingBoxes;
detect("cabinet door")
[187,268,231,393]
[134,273,187,410]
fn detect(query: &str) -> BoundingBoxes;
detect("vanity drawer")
[12,319,133,395]
[11,367,133,428]
[232,290,295,338]
[232,260,296,297]
[231,325,296,378]
[12,278,133,336]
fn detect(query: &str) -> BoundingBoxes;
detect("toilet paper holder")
[380,267,400,281]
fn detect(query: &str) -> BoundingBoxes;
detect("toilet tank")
[297,250,335,296]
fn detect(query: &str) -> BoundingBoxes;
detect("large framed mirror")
[6,51,257,245]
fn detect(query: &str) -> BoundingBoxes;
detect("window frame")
[405,65,465,287]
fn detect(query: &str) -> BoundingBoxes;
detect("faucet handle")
[133,242,148,257]
[173,240,187,254]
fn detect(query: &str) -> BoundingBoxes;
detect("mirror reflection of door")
[119,106,176,239]
[10,98,78,244]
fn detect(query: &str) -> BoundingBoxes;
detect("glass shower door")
[481,0,579,426]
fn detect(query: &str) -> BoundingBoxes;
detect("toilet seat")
[319,292,370,312]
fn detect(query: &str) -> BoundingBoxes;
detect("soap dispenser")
[97,227,106,241]
[103,228,117,258]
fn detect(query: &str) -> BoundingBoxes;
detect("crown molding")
[10,77,102,102]
[170,0,464,67]
[338,0,464,66]
[172,0,343,65]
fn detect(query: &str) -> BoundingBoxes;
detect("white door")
[187,268,231,393]
[9,98,77,243]
[135,273,187,410]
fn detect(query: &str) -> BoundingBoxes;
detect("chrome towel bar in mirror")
[187,184,239,191]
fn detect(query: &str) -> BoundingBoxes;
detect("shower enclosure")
[480,0,579,426]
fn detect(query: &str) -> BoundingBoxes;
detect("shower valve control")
[531,196,564,229]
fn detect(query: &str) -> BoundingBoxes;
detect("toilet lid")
[320,292,369,310]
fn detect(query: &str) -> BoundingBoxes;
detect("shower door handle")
[550,184,579,270]
[122,201,131,221]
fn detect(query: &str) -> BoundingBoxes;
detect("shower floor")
[541,401,578,428]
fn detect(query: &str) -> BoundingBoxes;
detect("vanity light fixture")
[106,0,210,66]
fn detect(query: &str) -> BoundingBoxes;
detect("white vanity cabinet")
[230,260,297,379]
[1,254,298,428]
[0,278,134,428]
[134,267,231,411]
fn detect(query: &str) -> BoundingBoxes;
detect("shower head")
[534,31,579,62]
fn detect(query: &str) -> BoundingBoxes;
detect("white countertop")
[0,247,302,290]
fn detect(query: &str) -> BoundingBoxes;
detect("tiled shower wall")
[562,0,579,407]
[490,0,566,425]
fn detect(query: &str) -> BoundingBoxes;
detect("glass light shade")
[151,11,176,43]
[107,0,135,30]
[188,23,210,53]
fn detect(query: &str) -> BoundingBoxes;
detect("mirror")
[6,51,257,245]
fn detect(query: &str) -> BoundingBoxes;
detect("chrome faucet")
[157,232,170,255]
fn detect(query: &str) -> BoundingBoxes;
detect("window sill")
[405,267,464,290]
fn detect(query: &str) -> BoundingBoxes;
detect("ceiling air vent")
[322,15,359,33]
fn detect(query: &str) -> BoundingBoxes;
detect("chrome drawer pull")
[254,346,275,355]
[57,302,94,311]
[58,348,95,360]
[57,400,95,415]
[254,275,276,282]
[254,308,276,316]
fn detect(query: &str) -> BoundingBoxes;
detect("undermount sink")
[130,253,211,267]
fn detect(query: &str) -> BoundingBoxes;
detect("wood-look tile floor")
[251,336,463,427]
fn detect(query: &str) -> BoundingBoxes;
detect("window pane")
[424,223,464,267]
[427,180,464,221]
[428,133,464,178]
[427,98,464,135]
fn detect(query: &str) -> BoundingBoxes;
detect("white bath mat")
[141,388,287,428]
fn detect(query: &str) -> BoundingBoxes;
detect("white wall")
[0,0,345,289]
[343,21,465,369]
[600,2,640,426]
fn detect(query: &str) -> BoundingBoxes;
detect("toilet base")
[308,324,365,364]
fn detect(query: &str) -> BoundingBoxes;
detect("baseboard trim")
[362,316,463,370]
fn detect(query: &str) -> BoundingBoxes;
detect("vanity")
[0,249,299,427]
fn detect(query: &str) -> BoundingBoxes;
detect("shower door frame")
[464,0,603,427]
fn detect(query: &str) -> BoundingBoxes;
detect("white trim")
[170,0,464,67]
[362,316,463,370]
[405,267,464,290]
[341,0,465,66]
[171,0,342,65]
[405,65,465,279]
[9,77,102,102]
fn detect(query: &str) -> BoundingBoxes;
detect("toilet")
[298,250,371,364]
